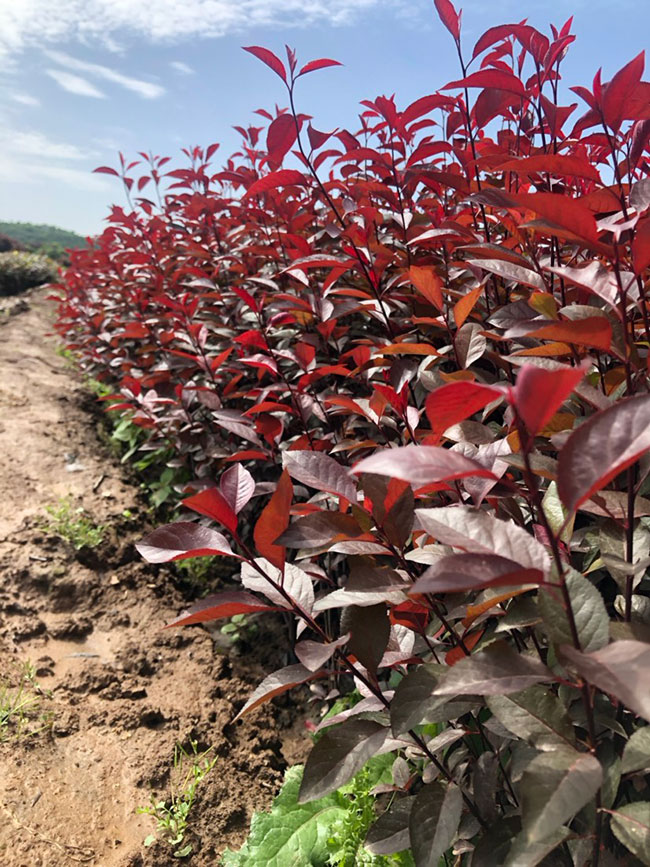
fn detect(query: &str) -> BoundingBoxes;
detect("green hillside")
[0,221,89,261]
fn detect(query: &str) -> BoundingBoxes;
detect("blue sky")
[0,0,647,237]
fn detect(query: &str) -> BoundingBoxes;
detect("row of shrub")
[0,250,57,297]
[53,3,650,864]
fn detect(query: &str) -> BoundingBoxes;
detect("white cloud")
[0,0,379,57]
[5,130,91,160]
[10,92,40,107]
[0,127,109,193]
[45,49,165,99]
[171,61,194,75]
[46,68,106,98]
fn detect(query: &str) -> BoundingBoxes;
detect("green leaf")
[486,686,575,749]
[520,747,602,842]
[298,720,389,803]
[538,568,609,653]
[409,782,462,867]
[622,727,650,775]
[220,765,346,867]
[433,642,554,696]
[504,825,570,866]
[495,597,541,633]
[542,481,574,545]
[609,802,650,866]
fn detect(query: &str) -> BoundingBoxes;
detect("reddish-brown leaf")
[182,488,238,535]
[524,317,612,352]
[165,591,277,628]
[253,469,293,569]
[409,265,444,311]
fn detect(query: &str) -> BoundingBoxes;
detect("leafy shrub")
[54,2,650,863]
[221,757,412,866]
[0,250,57,296]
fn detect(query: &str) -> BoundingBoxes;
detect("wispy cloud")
[46,69,106,98]
[171,61,194,75]
[0,0,379,58]
[10,92,40,107]
[45,49,165,99]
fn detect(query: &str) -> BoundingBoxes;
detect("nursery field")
[3,1,650,865]
[0,291,305,866]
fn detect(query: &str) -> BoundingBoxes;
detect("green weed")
[0,662,53,742]
[137,740,217,858]
[43,497,104,550]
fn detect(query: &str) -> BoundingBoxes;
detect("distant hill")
[0,221,88,249]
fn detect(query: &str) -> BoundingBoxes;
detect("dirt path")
[0,290,304,866]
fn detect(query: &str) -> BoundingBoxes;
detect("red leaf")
[472,24,524,59]
[244,169,305,198]
[267,113,298,169]
[602,51,645,131]
[409,265,444,311]
[93,165,119,176]
[352,445,497,488]
[498,154,600,183]
[220,464,255,514]
[425,381,503,443]
[182,488,238,535]
[166,591,277,628]
[558,395,650,513]
[243,45,287,82]
[254,469,293,569]
[433,0,461,41]
[297,57,342,77]
[443,70,525,97]
[136,522,235,563]
[517,192,599,245]
[511,362,588,436]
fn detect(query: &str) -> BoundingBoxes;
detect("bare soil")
[0,289,307,866]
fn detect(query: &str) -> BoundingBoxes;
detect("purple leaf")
[298,719,390,802]
[282,450,357,502]
[415,506,551,573]
[412,553,544,594]
[136,522,235,563]
[433,642,555,695]
[233,663,323,721]
[352,445,497,488]
[558,395,650,513]
[561,640,650,722]
[219,464,255,514]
